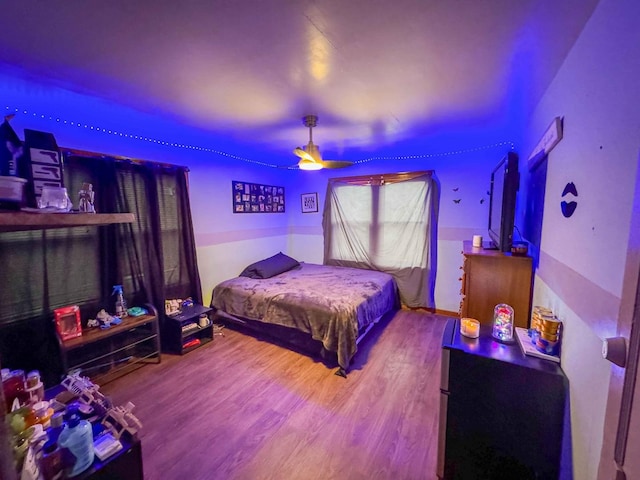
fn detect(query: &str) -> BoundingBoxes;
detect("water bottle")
[112,284,128,318]
[57,406,95,477]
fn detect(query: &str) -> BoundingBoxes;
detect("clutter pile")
[3,370,142,479]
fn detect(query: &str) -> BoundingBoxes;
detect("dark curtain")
[0,152,202,385]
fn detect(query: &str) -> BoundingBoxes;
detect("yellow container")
[540,331,558,342]
[531,306,553,330]
[541,315,561,334]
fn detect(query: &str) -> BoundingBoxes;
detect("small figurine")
[78,182,95,213]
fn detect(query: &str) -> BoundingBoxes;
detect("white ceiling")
[0,0,598,161]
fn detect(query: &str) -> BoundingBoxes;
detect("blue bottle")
[112,284,128,318]
[57,406,95,477]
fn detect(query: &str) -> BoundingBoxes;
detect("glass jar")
[492,303,515,342]
[2,369,26,412]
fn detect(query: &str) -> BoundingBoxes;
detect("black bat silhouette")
[453,199,461,204]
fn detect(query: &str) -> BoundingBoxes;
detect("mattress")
[210,262,399,370]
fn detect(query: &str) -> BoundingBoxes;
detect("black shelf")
[182,336,213,354]
[181,321,212,339]
[161,304,213,354]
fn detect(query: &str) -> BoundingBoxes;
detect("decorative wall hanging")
[528,116,563,170]
[301,192,318,213]
[232,180,285,213]
[561,182,578,218]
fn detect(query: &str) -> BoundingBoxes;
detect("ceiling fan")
[294,115,354,170]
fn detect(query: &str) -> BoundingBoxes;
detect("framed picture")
[232,181,285,213]
[301,192,318,213]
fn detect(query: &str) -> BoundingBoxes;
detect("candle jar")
[492,304,515,342]
[460,318,480,339]
[25,370,45,404]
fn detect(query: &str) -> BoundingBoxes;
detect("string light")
[5,105,515,169]
[354,141,516,164]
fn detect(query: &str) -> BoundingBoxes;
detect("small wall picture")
[301,192,318,213]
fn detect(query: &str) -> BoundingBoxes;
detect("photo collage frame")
[232,180,285,213]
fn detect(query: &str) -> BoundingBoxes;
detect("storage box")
[23,129,64,208]
[0,175,27,205]
[54,305,82,341]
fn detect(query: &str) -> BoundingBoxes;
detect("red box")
[54,305,82,341]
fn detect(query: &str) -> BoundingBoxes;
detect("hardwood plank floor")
[102,310,451,480]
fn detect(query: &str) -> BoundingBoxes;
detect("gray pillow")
[239,252,300,279]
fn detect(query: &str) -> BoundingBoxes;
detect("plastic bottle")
[41,413,65,480]
[112,285,128,318]
[57,406,95,477]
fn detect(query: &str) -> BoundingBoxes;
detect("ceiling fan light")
[299,159,323,171]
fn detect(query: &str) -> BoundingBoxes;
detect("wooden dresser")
[459,241,533,328]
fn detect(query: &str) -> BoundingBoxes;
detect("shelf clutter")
[56,304,161,385]
[515,305,563,363]
[515,327,560,363]
[4,371,143,479]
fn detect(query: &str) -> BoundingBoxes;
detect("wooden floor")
[102,310,451,480]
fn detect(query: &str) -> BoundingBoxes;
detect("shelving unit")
[0,211,135,231]
[161,304,213,354]
[56,305,161,384]
[1,209,162,384]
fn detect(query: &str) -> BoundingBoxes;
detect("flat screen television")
[488,152,519,252]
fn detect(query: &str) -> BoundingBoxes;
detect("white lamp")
[299,158,323,171]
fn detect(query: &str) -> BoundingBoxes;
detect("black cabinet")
[438,318,570,479]
[161,304,213,354]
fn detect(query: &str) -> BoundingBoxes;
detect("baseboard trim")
[401,305,457,317]
[434,309,458,317]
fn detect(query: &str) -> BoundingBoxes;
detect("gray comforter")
[210,263,399,369]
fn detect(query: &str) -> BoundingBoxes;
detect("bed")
[210,261,399,376]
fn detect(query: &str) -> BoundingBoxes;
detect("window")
[323,171,440,308]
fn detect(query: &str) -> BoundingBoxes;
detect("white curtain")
[322,171,440,308]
